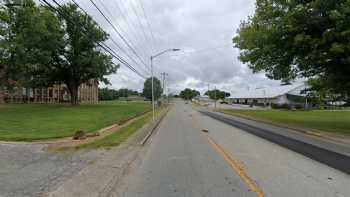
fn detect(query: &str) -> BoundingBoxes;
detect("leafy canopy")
[179,88,200,100]
[142,77,162,101]
[233,0,350,95]
[0,0,64,87]
[45,3,118,104]
[0,1,118,105]
[99,88,140,101]
[205,89,230,100]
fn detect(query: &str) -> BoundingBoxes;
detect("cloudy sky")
[72,0,282,94]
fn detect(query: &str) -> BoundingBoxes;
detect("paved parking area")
[0,143,100,197]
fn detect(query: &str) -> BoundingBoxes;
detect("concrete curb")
[140,106,171,146]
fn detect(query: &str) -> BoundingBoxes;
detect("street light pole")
[150,56,155,122]
[150,48,180,122]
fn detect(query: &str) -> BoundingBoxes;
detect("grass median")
[0,101,151,141]
[221,109,350,136]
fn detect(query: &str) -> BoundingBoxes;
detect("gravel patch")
[0,143,101,197]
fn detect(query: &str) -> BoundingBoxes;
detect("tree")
[205,89,230,100]
[118,88,139,97]
[98,88,140,101]
[98,88,119,100]
[233,0,350,96]
[179,88,200,100]
[0,0,64,102]
[39,3,118,105]
[142,77,162,101]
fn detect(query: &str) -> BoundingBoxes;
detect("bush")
[271,103,292,110]
[294,104,304,110]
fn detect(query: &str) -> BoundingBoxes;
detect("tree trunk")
[0,89,4,104]
[68,82,79,106]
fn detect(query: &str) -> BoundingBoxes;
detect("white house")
[227,84,308,106]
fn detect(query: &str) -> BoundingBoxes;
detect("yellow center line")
[190,109,264,197]
[206,135,265,197]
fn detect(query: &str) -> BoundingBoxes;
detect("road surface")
[122,101,350,197]
[0,143,100,197]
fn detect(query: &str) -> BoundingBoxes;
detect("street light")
[150,48,180,121]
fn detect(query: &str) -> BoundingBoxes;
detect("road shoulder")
[47,106,170,197]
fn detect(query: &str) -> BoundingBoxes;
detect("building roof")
[228,84,307,99]
[195,95,209,99]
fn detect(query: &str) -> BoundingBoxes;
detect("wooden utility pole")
[160,72,168,94]
[214,86,217,109]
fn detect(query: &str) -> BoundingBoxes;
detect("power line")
[95,0,151,74]
[136,0,157,52]
[88,0,149,69]
[72,0,150,76]
[126,0,153,54]
[41,0,146,79]
[112,0,150,60]
[99,0,148,57]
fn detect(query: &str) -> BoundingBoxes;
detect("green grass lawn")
[76,112,152,149]
[221,109,350,135]
[0,101,151,141]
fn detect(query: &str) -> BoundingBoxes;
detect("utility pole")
[167,88,170,103]
[150,49,180,122]
[214,86,217,109]
[150,56,155,121]
[160,72,168,95]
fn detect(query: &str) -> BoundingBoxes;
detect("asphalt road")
[122,101,350,197]
[200,110,350,174]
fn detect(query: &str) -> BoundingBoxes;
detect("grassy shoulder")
[0,101,151,141]
[68,105,168,150]
[221,109,350,135]
[75,112,152,149]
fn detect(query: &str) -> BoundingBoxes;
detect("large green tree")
[142,77,162,101]
[179,88,200,100]
[0,0,64,101]
[234,0,350,96]
[205,89,230,100]
[0,2,118,105]
[45,3,118,105]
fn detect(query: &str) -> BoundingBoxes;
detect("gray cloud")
[75,0,282,94]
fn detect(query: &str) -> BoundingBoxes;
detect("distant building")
[227,84,308,106]
[4,80,98,103]
[193,95,211,102]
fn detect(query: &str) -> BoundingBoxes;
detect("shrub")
[294,104,304,110]
[271,103,292,110]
